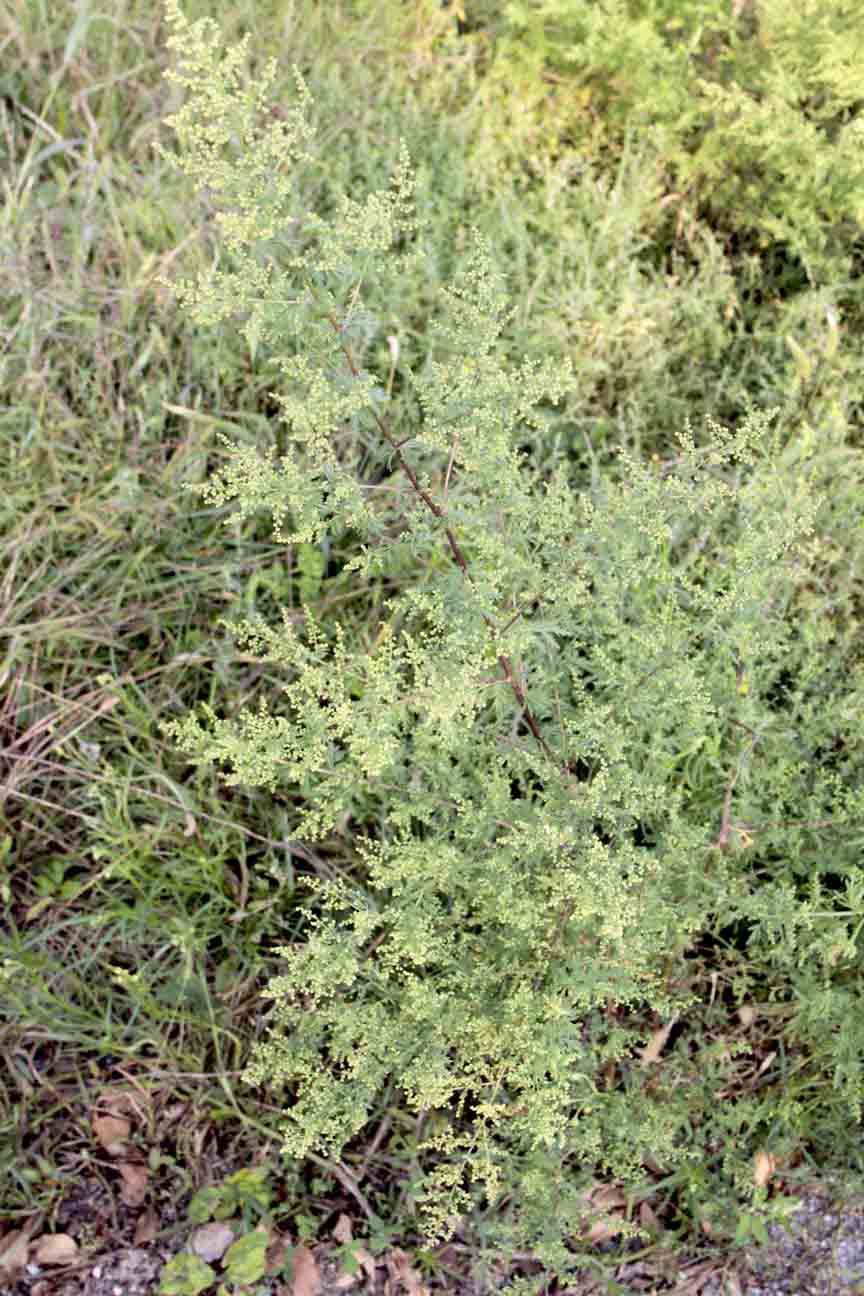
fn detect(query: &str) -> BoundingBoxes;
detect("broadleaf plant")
[154,3,864,1292]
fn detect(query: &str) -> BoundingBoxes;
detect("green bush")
[434,0,864,289]
[154,3,864,1291]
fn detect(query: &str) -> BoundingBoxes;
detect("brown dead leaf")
[33,1234,79,1266]
[0,1231,31,1284]
[288,1243,319,1296]
[95,1088,142,1118]
[92,1113,130,1151]
[572,1180,630,1245]
[134,1206,159,1246]
[387,1247,430,1296]
[754,1147,777,1189]
[117,1161,149,1207]
[638,1198,661,1239]
[637,1016,679,1066]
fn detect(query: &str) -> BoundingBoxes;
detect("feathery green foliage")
[456,0,864,288]
[153,3,864,1291]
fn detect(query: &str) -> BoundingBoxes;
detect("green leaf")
[157,1252,215,1296]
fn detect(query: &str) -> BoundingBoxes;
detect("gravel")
[582,1172,864,1295]
[696,1175,864,1296]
